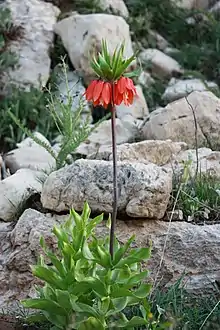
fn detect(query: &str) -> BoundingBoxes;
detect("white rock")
[167,147,220,178]
[139,48,182,78]
[75,117,140,156]
[55,13,134,82]
[148,30,169,51]
[209,1,220,13]
[142,91,220,149]
[171,0,194,9]
[162,78,218,102]
[0,169,42,222]
[138,71,155,86]
[41,159,172,218]
[116,85,149,119]
[5,135,56,173]
[16,132,50,149]
[2,0,60,90]
[171,0,209,9]
[99,0,129,18]
[193,0,210,8]
[89,139,187,166]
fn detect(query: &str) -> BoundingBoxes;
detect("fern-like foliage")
[8,59,107,170]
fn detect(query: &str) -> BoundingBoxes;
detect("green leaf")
[116,316,147,328]
[123,69,141,78]
[81,277,107,297]
[115,247,151,268]
[78,317,105,330]
[96,245,111,268]
[112,296,128,312]
[114,54,136,80]
[42,285,56,301]
[31,265,64,290]
[112,44,124,77]
[70,207,83,228]
[55,290,72,310]
[70,281,90,296]
[86,213,103,236]
[98,53,112,76]
[113,235,135,266]
[140,305,147,319]
[82,239,95,260]
[75,302,100,318]
[101,39,111,66]
[98,296,110,315]
[133,283,152,299]
[46,253,66,278]
[126,270,149,287]
[106,213,111,229]
[21,299,68,316]
[110,285,133,298]
[81,201,91,224]
[62,242,75,270]
[126,295,141,306]
[52,226,69,244]
[90,60,103,77]
[117,265,131,284]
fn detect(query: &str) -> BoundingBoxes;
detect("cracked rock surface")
[41,159,172,219]
[142,91,220,149]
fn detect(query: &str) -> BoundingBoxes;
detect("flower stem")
[109,103,118,259]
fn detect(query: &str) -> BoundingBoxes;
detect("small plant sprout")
[84,40,138,258]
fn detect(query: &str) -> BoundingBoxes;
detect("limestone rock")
[142,91,220,149]
[162,78,218,102]
[139,48,182,78]
[88,139,188,166]
[1,209,220,309]
[166,147,220,178]
[75,117,140,156]
[99,0,129,18]
[171,0,210,9]
[171,0,195,9]
[210,1,220,13]
[138,71,155,87]
[193,0,210,9]
[0,169,42,222]
[116,85,149,119]
[55,13,134,83]
[2,0,60,90]
[41,159,172,218]
[5,134,56,173]
[148,30,169,51]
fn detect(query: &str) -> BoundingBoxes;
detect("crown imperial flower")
[84,40,138,109]
[114,76,137,106]
[84,80,112,109]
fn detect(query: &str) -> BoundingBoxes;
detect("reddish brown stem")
[109,89,118,259]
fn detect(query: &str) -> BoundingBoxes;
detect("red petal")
[103,101,109,109]
[93,80,104,102]
[125,77,134,90]
[127,90,134,105]
[93,99,100,106]
[85,80,98,101]
[115,91,123,105]
[101,82,112,105]
[117,77,127,94]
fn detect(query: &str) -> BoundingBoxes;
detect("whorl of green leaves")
[91,39,139,81]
